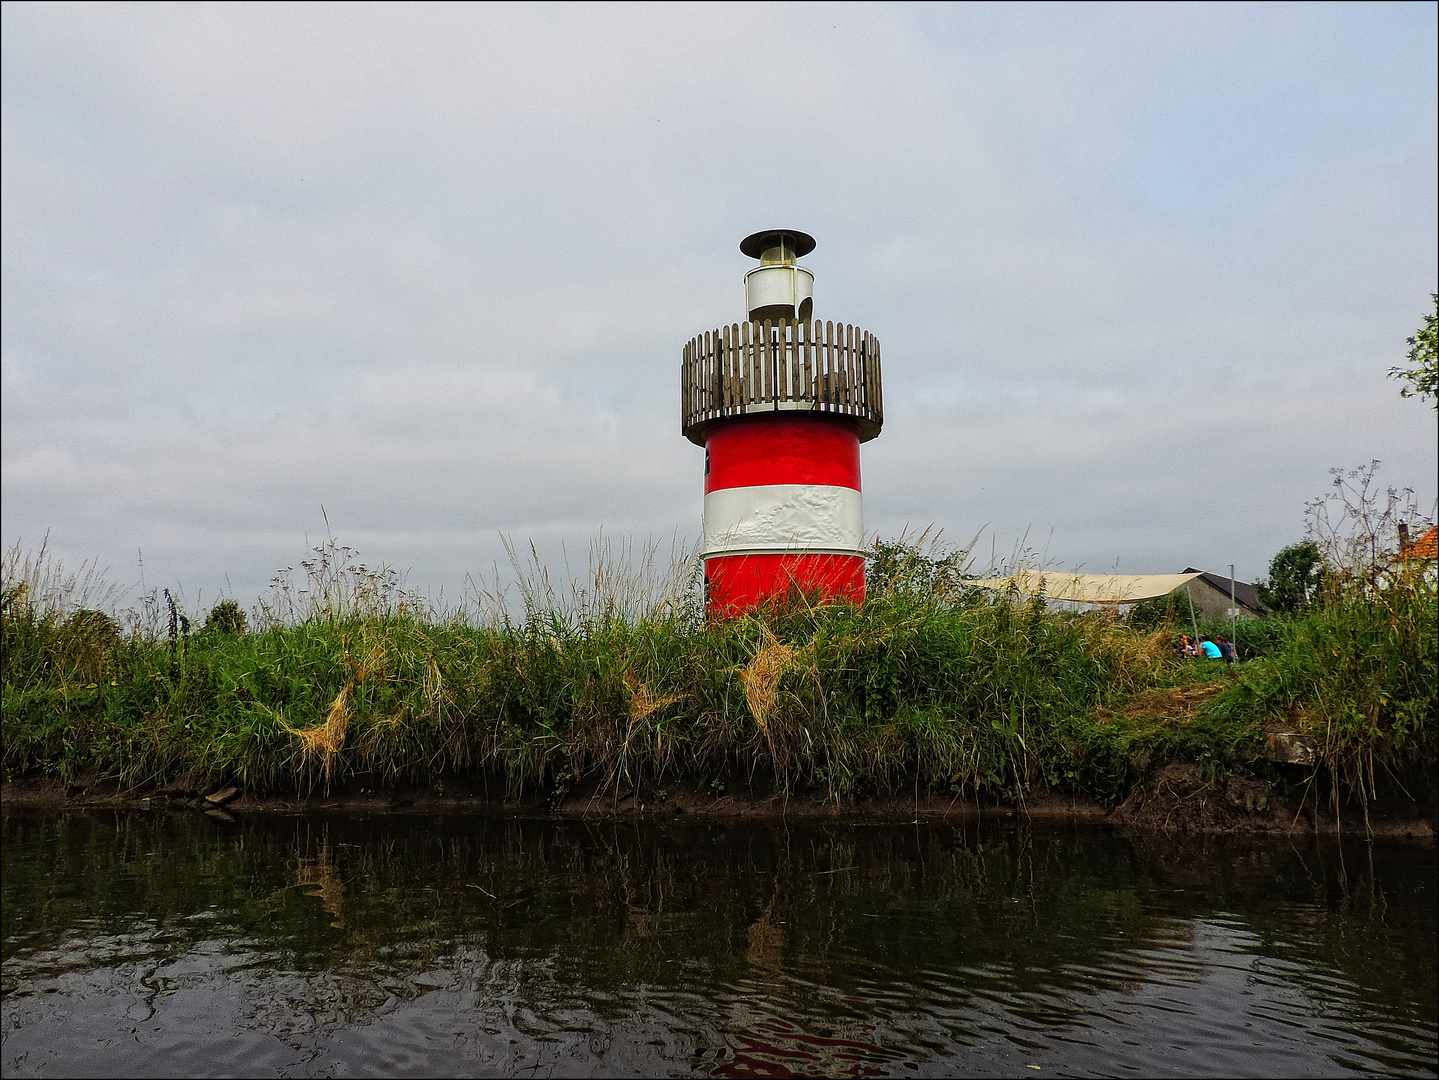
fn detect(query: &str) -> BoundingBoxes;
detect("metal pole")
[1230,563,1238,658]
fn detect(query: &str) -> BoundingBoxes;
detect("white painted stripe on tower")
[702,484,863,556]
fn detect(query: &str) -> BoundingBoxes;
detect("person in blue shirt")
[1200,638,1223,659]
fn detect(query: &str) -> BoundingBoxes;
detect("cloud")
[3,3,1435,608]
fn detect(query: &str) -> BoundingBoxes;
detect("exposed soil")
[4,767,1434,839]
[549,777,1112,823]
[1111,762,1436,840]
[0,773,1108,823]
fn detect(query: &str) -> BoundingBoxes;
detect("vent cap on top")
[741,230,815,323]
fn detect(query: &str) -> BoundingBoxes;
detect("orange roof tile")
[1405,525,1438,560]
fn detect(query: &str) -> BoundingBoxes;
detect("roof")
[968,567,1271,609]
[970,570,1201,604]
[1181,568,1264,611]
[1403,524,1438,560]
[740,229,816,259]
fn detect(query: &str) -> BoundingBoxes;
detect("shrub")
[203,600,248,635]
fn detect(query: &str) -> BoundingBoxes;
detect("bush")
[1257,541,1324,613]
[1125,591,1194,631]
[1212,567,1437,791]
[203,600,248,635]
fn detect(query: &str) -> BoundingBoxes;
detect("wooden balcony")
[681,319,883,446]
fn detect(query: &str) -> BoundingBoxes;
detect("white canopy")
[968,569,1201,605]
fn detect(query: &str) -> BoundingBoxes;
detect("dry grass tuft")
[626,673,682,720]
[422,655,451,712]
[287,682,351,782]
[741,629,795,736]
[1093,682,1228,727]
[356,642,387,683]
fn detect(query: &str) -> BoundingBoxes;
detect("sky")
[3,1,1436,612]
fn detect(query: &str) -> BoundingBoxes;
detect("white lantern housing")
[741,230,815,323]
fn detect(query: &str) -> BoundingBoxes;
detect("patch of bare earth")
[1113,763,1289,834]
[1112,762,1436,839]
[1091,681,1227,727]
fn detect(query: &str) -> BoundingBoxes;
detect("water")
[2,809,1434,1078]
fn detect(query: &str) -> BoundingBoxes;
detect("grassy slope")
[2,558,1434,807]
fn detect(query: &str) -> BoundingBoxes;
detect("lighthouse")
[681,230,884,614]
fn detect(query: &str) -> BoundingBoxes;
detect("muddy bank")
[4,768,1434,839]
[1,773,1105,823]
[1108,763,1436,839]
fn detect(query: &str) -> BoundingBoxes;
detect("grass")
[2,538,1434,810]
[1202,568,1438,808]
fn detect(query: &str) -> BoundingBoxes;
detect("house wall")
[1181,578,1260,622]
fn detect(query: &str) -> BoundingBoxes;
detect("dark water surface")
[1,809,1434,1078]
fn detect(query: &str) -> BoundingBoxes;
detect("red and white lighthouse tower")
[681,230,884,614]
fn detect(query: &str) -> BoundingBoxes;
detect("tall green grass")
[1205,563,1437,806]
[2,538,1433,807]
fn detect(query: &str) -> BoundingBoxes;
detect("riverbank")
[6,768,1435,839]
[4,542,1435,830]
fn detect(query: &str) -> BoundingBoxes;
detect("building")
[1396,523,1438,587]
[1398,523,1438,561]
[1177,568,1267,621]
[680,231,884,614]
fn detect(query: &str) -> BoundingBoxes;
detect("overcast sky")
[3,2,1436,611]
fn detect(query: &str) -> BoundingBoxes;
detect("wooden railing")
[681,319,883,445]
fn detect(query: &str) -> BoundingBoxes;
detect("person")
[1216,635,1237,664]
[1200,638,1222,659]
[1177,634,1198,658]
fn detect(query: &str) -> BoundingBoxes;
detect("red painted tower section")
[703,415,864,613]
[681,231,885,615]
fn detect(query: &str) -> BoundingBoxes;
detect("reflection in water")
[744,904,784,971]
[714,1004,894,1079]
[294,844,345,927]
[1,809,1434,1078]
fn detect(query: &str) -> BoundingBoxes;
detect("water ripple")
[3,813,1434,1078]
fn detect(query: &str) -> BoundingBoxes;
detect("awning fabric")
[968,570,1202,605]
